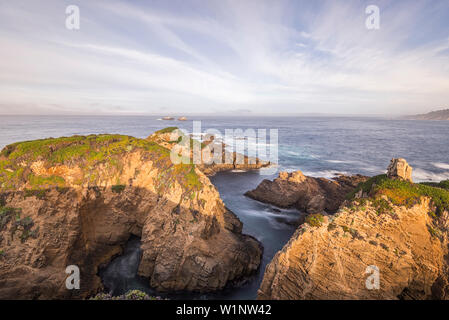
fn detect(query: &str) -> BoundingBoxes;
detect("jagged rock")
[147,128,270,176]
[288,170,306,184]
[387,158,413,182]
[258,198,449,299]
[278,171,289,180]
[245,171,368,213]
[0,132,262,299]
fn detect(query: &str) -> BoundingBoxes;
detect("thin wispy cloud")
[0,0,448,115]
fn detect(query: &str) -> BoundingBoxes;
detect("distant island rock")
[178,117,187,121]
[405,108,449,120]
[162,116,174,120]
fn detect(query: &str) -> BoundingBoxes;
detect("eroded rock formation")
[0,132,262,299]
[245,170,368,213]
[147,127,270,176]
[258,163,449,300]
[387,158,413,182]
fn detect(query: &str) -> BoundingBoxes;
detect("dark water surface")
[1,115,448,299]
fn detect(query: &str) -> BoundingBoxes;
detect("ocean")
[1,115,448,299]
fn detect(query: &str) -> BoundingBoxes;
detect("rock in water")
[0,131,262,299]
[245,171,368,213]
[387,158,413,182]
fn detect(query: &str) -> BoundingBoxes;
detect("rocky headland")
[0,130,263,299]
[257,159,449,299]
[147,127,270,176]
[405,108,449,120]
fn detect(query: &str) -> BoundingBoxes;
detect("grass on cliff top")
[305,213,324,227]
[347,174,449,216]
[154,127,179,134]
[0,134,171,189]
[1,134,170,163]
[0,132,203,192]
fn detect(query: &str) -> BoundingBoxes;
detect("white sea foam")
[325,159,357,164]
[432,162,449,170]
[413,168,449,182]
[302,170,350,179]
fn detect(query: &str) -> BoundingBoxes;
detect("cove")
[99,170,300,299]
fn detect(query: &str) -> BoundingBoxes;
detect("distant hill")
[405,108,449,120]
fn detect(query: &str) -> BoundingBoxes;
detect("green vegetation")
[0,206,21,230]
[111,185,126,193]
[0,205,36,242]
[305,213,324,227]
[428,224,442,239]
[90,290,162,300]
[184,165,202,190]
[0,130,206,202]
[347,174,449,216]
[154,127,178,134]
[0,134,172,190]
[24,189,47,199]
[370,198,394,215]
[421,180,449,190]
[10,214,39,243]
[28,174,65,189]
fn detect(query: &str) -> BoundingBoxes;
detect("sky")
[0,0,448,115]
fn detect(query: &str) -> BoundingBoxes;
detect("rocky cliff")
[245,170,368,213]
[258,172,449,300]
[147,127,270,176]
[0,132,262,299]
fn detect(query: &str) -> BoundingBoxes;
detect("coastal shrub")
[0,134,172,190]
[421,180,449,190]
[28,174,65,189]
[155,127,178,134]
[348,175,449,216]
[345,174,388,200]
[1,135,170,165]
[0,207,21,231]
[90,290,161,300]
[185,165,202,190]
[305,213,324,228]
[111,185,126,193]
[427,225,441,239]
[371,198,393,215]
[24,189,47,199]
[10,215,38,243]
[124,290,150,300]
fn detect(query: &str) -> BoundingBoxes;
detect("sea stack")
[387,158,413,182]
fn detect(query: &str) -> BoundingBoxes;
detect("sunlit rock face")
[387,158,413,182]
[0,131,262,299]
[258,162,449,300]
